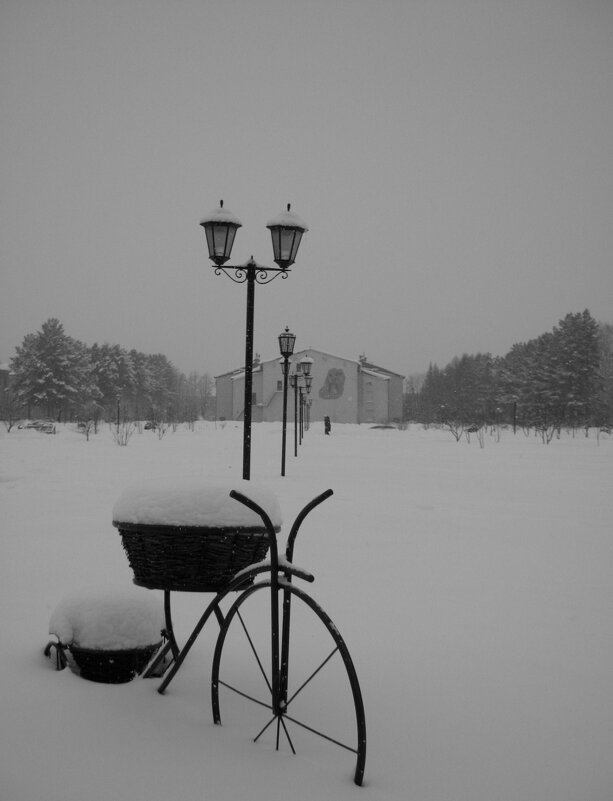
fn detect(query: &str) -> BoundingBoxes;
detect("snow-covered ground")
[1,421,612,801]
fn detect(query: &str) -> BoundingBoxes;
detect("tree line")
[4,311,612,437]
[3,318,213,425]
[404,311,613,439]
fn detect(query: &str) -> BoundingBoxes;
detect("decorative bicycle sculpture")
[113,486,366,786]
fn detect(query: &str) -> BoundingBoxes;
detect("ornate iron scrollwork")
[214,262,289,285]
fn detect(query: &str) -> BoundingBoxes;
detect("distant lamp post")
[289,372,299,457]
[200,201,308,479]
[299,355,314,376]
[304,374,313,431]
[278,327,296,477]
[298,356,313,442]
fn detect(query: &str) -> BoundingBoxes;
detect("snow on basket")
[49,585,164,684]
[112,479,282,592]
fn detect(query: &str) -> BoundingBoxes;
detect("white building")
[215,350,404,425]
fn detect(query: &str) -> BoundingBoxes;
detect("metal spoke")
[283,714,358,755]
[253,714,276,743]
[237,609,272,696]
[217,679,271,711]
[285,647,338,707]
[279,716,296,754]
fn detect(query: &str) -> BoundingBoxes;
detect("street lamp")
[304,374,313,431]
[298,356,313,442]
[299,355,314,376]
[278,326,296,477]
[289,371,299,457]
[200,201,308,479]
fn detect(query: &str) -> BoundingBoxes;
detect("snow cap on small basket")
[112,478,282,529]
[49,584,164,650]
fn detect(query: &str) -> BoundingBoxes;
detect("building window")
[251,392,257,405]
[277,380,283,391]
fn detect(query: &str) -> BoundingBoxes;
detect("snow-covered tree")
[10,319,98,420]
[552,310,601,426]
[414,310,605,435]
[597,323,613,427]
[176,371,214,423]
[89,343,136,418]
[146,353,180,422]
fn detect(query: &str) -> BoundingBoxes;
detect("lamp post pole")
[200,201,307,480]
[290,373,299,457]
[304,374,313,432]
[278,327,296,477]
[281,355,289,475]
[242,268,256,478]
[297,355,313,446]
[299,382,303,445]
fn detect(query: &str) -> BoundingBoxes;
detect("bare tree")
[111,420,135,446]
[1,388,20,432]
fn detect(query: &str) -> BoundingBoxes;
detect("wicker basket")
[70,641,162,684]
[113,522,275,592]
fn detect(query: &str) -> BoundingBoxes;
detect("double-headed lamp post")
[200,201,308,480]
[278,326,296,477]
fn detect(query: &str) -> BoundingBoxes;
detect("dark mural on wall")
[319,368,345,400]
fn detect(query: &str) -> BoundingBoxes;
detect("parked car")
[17,420,56,433]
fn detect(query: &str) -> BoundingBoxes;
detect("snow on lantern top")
[112,479,282,530]
[199,201,243,228]
[265,205,309,233]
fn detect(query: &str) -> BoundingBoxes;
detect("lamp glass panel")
[278,331,296,357]
[205,226,216,259]
[300,358,312,376]
[224,225,237,257]
[269,228,281,262]
[270,227,303,267]
[213,224,229,257]
[289,229,303,262]
[280,229,295,261]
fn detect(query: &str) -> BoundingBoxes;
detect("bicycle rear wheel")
[211,580,366,785]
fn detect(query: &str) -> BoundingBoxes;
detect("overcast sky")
[2,0,612,379]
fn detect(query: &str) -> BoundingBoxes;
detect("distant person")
[324,416,331,435]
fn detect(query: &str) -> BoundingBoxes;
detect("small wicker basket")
[69,641,162,684]
[113,522,275,592]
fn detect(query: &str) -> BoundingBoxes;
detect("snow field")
[1,421,612,801]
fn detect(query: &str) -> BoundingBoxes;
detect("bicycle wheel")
[211,579,366,785]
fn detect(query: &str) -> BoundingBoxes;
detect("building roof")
[215,348,361,379]
[359,359,405,379]
[215,349,405,380]
[361,367,390,381]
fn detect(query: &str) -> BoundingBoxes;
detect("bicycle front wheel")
[211,580,366,785]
